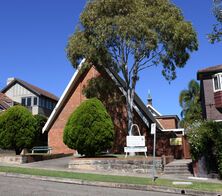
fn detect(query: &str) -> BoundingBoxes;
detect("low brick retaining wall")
[68,157,163,174]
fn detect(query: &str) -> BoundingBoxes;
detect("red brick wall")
[214,91,222,109]
[48,67,99,154]
[156,118,177,129]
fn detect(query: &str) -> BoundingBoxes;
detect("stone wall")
[0,154,72,164]
[0,156,27,164]
[68,157,163,174]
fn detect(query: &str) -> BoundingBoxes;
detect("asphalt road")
[0,176,178,196]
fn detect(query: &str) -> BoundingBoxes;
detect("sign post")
[151,123,157,181]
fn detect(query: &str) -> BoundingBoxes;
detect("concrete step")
[164,159,193,175]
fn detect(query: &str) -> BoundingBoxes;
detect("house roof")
[197,64,222,80]
[1,78,59,101]
[43,59,162,133]
[155,115,180,122]
[0,92,13,110]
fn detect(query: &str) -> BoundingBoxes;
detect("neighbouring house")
[1,78,58,117]
[43,60,189,158]
[0,92,14,112]
[197,64,222,121]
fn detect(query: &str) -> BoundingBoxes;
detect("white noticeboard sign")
[126,136,145,147]
[151,123,156,135]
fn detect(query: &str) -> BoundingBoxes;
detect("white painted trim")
[42,59,86,133]
[212,73,222,92]
[155,119,164,129]
[147,105,162,116]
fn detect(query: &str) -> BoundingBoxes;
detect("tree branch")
[138,63,156,72]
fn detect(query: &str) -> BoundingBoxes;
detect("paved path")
[24,156,72,170]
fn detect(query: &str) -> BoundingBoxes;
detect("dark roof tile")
[1,78,59,101]
[197,64,222,80]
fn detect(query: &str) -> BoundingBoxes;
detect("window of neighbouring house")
[33,97,38,106]
[21,98,26,106]
[27,97,31,106]
[21,97,36,107]
[213,73,222,91]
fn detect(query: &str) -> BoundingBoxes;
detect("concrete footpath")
[0,156,222,196]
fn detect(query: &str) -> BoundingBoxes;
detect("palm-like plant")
[179,80,202,127]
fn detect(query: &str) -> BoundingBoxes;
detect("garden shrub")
[63,98,114,157]
[0,105,36,155]
[187,121,222,177]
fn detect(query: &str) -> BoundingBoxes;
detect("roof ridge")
[2,78,59,101]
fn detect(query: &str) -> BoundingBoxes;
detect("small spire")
[147,90,152,106]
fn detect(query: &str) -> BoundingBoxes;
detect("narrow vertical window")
[27,97,31,106]
[213,73,222,91]
[21,98,26,106]
[33,97,38,106]
[214,76,219,90]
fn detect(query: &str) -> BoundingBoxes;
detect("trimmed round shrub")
[63,98,114,157]
[0,105,36,155]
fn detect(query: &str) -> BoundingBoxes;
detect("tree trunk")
[127,89,134,136]
[126,88,135,156]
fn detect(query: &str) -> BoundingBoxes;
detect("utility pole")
[151,123,157,181]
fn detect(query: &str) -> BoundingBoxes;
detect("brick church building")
[43,60,189,158]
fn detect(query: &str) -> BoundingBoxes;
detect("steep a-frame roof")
[43,59,161,133]
[1,78,59,101]
[105,66,162,130]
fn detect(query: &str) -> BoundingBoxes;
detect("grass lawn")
[0,166,222,192]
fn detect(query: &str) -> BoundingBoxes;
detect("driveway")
[24,156,73,170]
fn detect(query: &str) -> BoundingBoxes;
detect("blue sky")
[0,0,222,117]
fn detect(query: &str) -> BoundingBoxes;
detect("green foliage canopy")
[208,0,222,43]
[187,121,222,177]
[67,0,198,134]
[67,0,198,80]
[0,105,36,155]
[63,98,114,157]
[179,79,202,127]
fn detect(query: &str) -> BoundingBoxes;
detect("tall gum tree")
[67,0,198,135]
[209,0,222,43]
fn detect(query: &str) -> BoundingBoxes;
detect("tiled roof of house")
[197,64,222,80]
[1,78,59,101]
[0,92,13,110]
[198,64,222,73]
